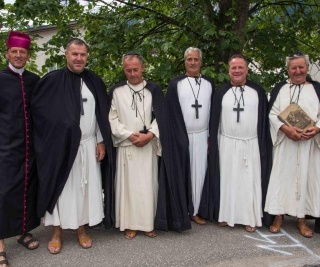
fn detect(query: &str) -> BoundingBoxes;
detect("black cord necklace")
[80,78,87,116]
[231,86,245,123]
[289,82,305,104]
[187,76,202,119]
[127,81,149,134]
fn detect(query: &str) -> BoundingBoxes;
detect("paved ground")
[4,216,320,267]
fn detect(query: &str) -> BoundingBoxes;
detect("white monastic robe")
[218,86,262,227]
[177,77,212,216]
[109,81,160,232]
[265,83,320,218]
[43,82,105,229]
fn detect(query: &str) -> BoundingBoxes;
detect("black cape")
[31,67,115,228]
[269,79,320,231]
[155,74,215,232]
[199,80,273,226]
[0,67,40,239]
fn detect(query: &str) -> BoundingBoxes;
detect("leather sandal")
[144,230,157,238]
[125,230,137,240]
[77,227,92,249]
[245,226,256,232]
[0,251,9,267]
[47,234,62,254]
[192,215,207,225]
[269,215,283,233]
[297,219,313,238]
[17,233,39,250]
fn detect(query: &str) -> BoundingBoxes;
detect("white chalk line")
[244,229,320,258]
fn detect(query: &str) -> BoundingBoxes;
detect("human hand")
[96,143,106,161]
[128,133,139,142]
[280,124,302,141]
[132,132,155,147]
[301,126,320,140]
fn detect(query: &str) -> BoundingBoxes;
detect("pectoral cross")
[139,125,148,134]
[233,103,244,122]
[81,97,87,115]
[192,99,202,119]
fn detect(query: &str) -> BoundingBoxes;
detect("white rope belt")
[220,132,257,172]
[79,135,95,195]
[187,127,208,134]
[295,141,301,200]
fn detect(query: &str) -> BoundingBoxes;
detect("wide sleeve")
[108,96,133,146]
[95,123,103,144]
[269,93,286,146]
[314,89,320,147]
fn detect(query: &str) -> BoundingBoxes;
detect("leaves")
[0,0,319,91]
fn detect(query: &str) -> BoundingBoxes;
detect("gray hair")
[184,47,202,61]
[285,52,309,68]
[122,52,144,65]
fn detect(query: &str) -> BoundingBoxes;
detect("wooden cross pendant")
[81,97,87,115]
[233,103,244,122]
[139,125,148,134]
[191,99,202,119]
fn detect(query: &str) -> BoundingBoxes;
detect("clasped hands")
[129,132,155,147]
[281,124,320,141]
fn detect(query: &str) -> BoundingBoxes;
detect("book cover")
[277,102,315,132]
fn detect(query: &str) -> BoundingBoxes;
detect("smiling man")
[0,31,40,267]
[209,54,271,232]
[31,38,114,253]
[155,47,215,230]
[265,52,320,238]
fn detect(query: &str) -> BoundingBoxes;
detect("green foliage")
[0,0,319,92]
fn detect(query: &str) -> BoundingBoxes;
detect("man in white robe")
[265,52,320,238]
[214,55,270,232]
[109,53,163,239]
[32,38,110,253]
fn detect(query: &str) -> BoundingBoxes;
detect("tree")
[1,0,319,90]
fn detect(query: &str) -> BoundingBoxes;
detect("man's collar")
[8,63,24,75]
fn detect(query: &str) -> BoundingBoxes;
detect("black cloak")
[0,67,40,239]
[200,80,272,226]
[269,79,320,231]
[31,67,115,228]
[155,74,215,232]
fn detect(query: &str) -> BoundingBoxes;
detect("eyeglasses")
[288,51,305,58]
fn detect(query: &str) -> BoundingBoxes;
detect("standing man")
[210,54,271,232]
[265,52,320,238]
[0,31,40,267]
[31,38,114,253]
[156,47,214,228]
[109,52,164,239]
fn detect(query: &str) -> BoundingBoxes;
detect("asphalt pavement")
[4,216,320,267]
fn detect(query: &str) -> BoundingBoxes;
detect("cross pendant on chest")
[81,97,87,115]
[191,99,202,119]
[233,103,244,122]
[139,125,148,134]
